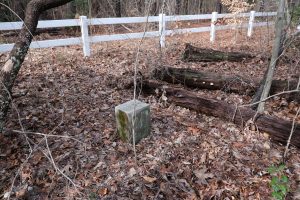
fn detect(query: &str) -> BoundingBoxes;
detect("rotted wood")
[142,80,300,148]
[154,67,300,101]
[182,43,254,62]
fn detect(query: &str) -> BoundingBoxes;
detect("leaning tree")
[253,0,288,112]
[0,0,74,132]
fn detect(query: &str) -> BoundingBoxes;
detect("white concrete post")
[247,11,256,37]
[159,13,166,48]
[210,12,218,43]
[80,16,90,57]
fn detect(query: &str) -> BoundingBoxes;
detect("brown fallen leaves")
[0,27,299,199]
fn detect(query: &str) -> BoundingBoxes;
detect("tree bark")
[150,1,158,16]
[259,0,265,11]
[154,67,300,101]
[137,0,144,14]
[68,0,77,18]
[256,0,286,112]
[199,0,203,13]
[175,0,181,15]
[216,0,222,13]
[184,0,189,15]
[115,0,121,17]
[142,80,300,148]
[183,43,254,62]
[0,0,73,132]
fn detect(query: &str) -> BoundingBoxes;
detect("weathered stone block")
[115,100,150,144]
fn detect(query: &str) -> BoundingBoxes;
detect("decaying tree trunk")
[182,43,254,62]
[142,80,300,148]
[154,67,300,101]
[0,0,73,132]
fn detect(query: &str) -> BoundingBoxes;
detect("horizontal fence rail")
[0,11,277,56]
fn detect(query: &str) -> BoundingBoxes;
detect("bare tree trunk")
[69,1,77,18]
[251,70,268,109]
[150,1,158,16]
[184,0,189,15]
[256,0,286,112]
[175,0,181,15]
[259,0,265,11]
[115,0,121,17]
[216,0,222,13]
[137,0,144,15]
[0,0,73,132]
[199,0,203,13]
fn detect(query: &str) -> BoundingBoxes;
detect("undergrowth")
[268,164,289,200]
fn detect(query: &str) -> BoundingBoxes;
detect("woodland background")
[0,0,283,22]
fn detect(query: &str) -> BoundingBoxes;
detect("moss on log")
[142,80,300,148]
[182,43,254,62]
[154,67,300,102]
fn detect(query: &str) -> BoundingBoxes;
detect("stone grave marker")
[115,100,150,143]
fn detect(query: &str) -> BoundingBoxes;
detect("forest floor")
[0,27,300,200]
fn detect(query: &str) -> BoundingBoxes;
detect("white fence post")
[247,11,256,37]
[0,12,277,53]
[210,12,218,43]
[80,16,90,57]
[159,13,166,48]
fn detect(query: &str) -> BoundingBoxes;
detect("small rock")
[128,167,137,177]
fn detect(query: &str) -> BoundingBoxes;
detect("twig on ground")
[7,103,84,198]
[42,135,83,192]
[232,104,238,122]
[283,107,300,160]
[12,102,32,153]
[7,138,45,200]
[240,89,299,108]
[1,81,33,153]
[12,130,84,144]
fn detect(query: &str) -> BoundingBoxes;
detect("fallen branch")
[12,130,84,144]
[284,107,300,159]
[142,80,300,148]
[154,67,300,101]
[182,43,254,62]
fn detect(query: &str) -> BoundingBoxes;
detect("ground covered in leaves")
[0,28,300,199]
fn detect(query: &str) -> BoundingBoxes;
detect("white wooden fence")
[0,11,276,57]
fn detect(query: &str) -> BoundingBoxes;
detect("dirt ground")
[0,27,300,199]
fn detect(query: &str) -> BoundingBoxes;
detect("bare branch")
[284,107,300,160]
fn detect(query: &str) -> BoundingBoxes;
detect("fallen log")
[142,80,300,148]
[154,67,300,101]
[182,43,254,62]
